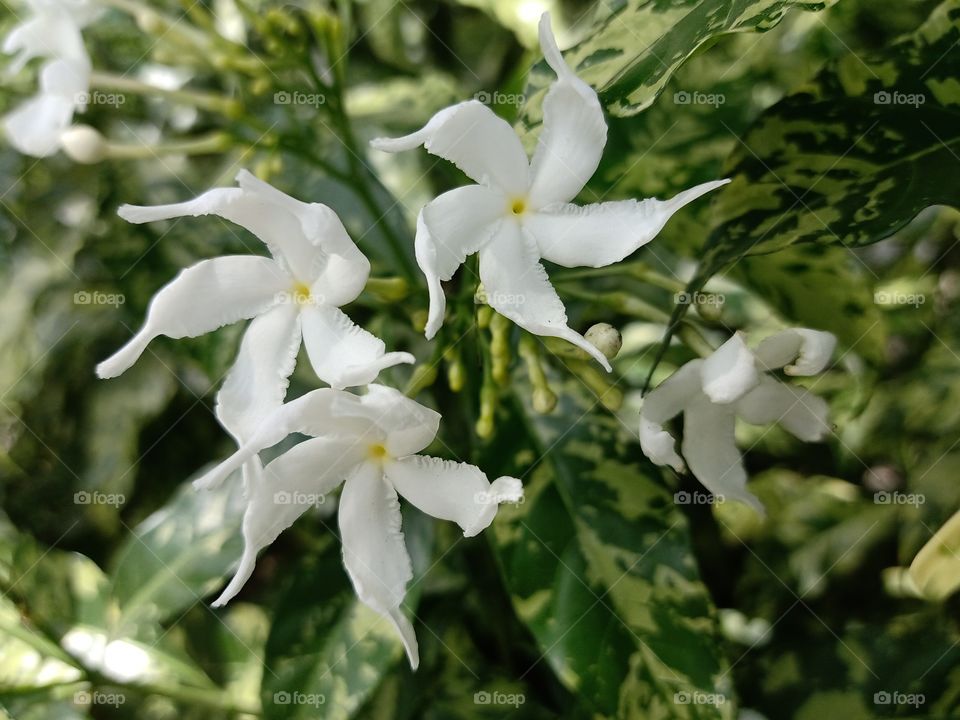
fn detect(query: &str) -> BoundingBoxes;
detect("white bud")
[60,125,107,164]
[585,323,622,361]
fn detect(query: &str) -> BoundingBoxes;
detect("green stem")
[89,71,241,116]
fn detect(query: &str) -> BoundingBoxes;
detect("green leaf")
[261,508,434,720]
[519,0,838,126]
[109,472,246,631]
[705,0,960,268]
[486,387,733,719]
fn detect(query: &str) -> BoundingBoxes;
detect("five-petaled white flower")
[3,0,98,156]
[639,329,837,510]
[97,170,415,415]
[193,384,524,670]
[371,13,728,370]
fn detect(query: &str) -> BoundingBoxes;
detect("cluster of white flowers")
[2,0,98,156]
[36,7,838,669]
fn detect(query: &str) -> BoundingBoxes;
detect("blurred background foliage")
[1,0,959,718]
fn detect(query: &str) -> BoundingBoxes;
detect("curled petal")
[681,395,763,512]
[301,305,414,390]
[478,221,611,371]
[418,186,505,338]
[339,462,418,669]
[700,333,759,405]
[527,180,730,268]
[736,376,832,442]
[215,302,302,443]
[386,455,522,537]
[754,328,837,376]
[332,385,441,458]
[526,13,606,208]
[371,100,529,196]
[96,256,289,379]
[212,438,361,606]
[639,418,685,473]
[639,360,704,472]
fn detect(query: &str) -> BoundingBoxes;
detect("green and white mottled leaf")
[486,387,733,719]
[519,0,837,127]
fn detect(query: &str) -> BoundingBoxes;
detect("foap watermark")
[274,289,324,306]
[272,691,326,708]
[74,490,125,507]
[274,490,326,507]
[74,290,125,307]
[274,90,326,107]
[673,90,725,108]
[76,90,126,107]
[474,90,526,106]
[674,691,726,706]
[874,490,924,507]
[474,691,525,707]
[874,290,925,307]
[674,490,724,506]
[74,690,126,707]
[674,291,725,307]
[874,691,925,708]
[474,491,524,506]
[476,289,526,309]
[873,90,925,108]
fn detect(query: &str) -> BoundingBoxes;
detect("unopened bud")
[60,125,107,164]
[532,387,557,414]
[585,323,622,361]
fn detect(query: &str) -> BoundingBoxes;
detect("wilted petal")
[339,461,419,669]
[386,456,522,537]
[418,186,505,338]
[736,376,831,442]
[301,305,414,390]
[212,438,362,606]
[478,221,611,371]
[700,333,759,404]
[526,14,606,208]
[527,180,730,268]
[215,302,302,443]
[371,100,529,196]
[681,395,763,511]
[96,256,290,379]
[754,328,836,376]
[639,360,704,472]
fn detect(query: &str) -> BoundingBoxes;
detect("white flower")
[97,170,415,428]
[639,329,837,510]
[2,0,98,157]
[193,384,524,670]
[371,13,728,371]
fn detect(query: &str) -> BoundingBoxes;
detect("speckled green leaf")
[519,0,837,127]
[486,388,733,719]
[261,509,433,720]
[705,0,960,268]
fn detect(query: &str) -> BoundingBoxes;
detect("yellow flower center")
[509,197,527,216]
[291,281,312,304]
[368,443,389,462]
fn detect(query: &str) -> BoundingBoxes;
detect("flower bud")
[585,323,622,361]
[532,387,557,414]
[60,125,107,164]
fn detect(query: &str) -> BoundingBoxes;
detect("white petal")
[39,55,89,97]
[119,170,370,300]
[735,376,831,442]
[335,384,440,458]
[418,186,505,338]
[215,302,302,443]
[385,456,522,537]
[478,221,611,370]
[526,14,606,208]
[754,328,836,376]
[700,333,759,405]
[96,256,290,379]
[213,438,362,607]
[3,93,73,157]
[681,395,763,512]
[4,13,87,72]
[526,180,730,268]
[371,100,529,196]
[339,462,418,669]
[301,305,414,390]
[638,360,704,472]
